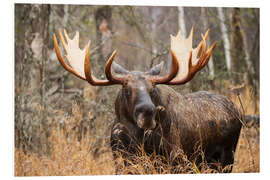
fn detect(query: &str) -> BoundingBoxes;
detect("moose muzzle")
[134,103,157,130]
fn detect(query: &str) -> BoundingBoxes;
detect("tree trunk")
[201,7,215,78]
[230,8,246,85]
[239,9,259,114]
[250,9,260,114]
[15,4,50,154]
[146,7,178,74]
[178,7,186,37]
[217,7,231,76]
[94,6,113,78]
[251,9,260,86]
[149,7,163,69]
[240,20,255,84]
[92,6,116,138]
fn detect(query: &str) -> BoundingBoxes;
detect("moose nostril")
[135,103,156,116]
[145,108,155,116]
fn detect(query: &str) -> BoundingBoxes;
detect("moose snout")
[134,103,157,130]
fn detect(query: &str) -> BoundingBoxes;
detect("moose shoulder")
[53,28,242,173]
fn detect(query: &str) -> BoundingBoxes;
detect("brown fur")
[110,73,242,173]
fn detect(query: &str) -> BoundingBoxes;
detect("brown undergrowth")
[232,124,260,173]
[15,87,260,176]
[227,83,259,115]
[15,104,115,176]
[228,84,260,172]
[15,125,260,175]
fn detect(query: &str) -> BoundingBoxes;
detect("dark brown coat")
[111,83,242,171]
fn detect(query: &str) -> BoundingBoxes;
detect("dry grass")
[227,83,259,115]
[14,125,260,175]
[15,104,115,176]
[15,130,115,176]
[15,87,260,176]
[232,124,260,173]
[228,84,260,172]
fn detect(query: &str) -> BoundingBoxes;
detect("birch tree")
[178,7,186,37]
[217,7,231,75]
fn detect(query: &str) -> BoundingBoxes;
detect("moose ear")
[112,62,129,75]
[146,61,164,76]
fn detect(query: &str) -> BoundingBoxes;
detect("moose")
[53,28,242,173]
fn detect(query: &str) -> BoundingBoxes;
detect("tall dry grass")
[227,83,259,115]
[15,104,115,176]
[15,85,260,176]
[229,84,260,173]
[232,124,260,173]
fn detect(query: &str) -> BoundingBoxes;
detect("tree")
[15,4,50,154]
[217,7,231,76]
[178,7,186,37]
[201,7,215,79]
[94,6,113,78]
[230,8,246,85]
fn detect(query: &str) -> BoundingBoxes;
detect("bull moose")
[53,28,242,173]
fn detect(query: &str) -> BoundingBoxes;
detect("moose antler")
[167,27,217,85]
[53,28,215,87]
[53,29,125,86]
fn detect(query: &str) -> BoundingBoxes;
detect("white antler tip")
[83,40,91,51]
[176,30,183,38]
[170,34,175,40]
[73,31,80,44]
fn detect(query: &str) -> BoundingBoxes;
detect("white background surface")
[1,0,268,179]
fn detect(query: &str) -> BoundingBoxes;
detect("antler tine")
[167,28,216,85]
[81,33,126,86]
[202,29,210,41]
[63,29,71,43]
[201,42,217,68]
[194,29,209,63]
[190,36,214,77]
[195,40,205,68]
[197,30,216,69]
[84,44,114,85]
[188,26,194,41]
[58,29,68,53]
[84,49,126,85]
[196,36,207,68]
[105,50,127,84]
